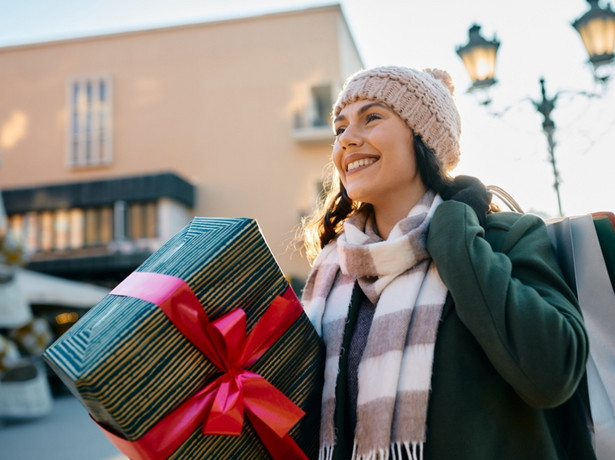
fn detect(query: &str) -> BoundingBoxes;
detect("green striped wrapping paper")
[43,217,323,459]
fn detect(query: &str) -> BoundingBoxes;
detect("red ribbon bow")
[97,272,308,460]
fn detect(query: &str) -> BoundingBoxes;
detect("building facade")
[0,5,363,288]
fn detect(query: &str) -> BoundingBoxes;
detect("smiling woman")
[298,66,597,460]
[332,101,424,240]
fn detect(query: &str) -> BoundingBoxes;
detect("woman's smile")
[346,156,379,173]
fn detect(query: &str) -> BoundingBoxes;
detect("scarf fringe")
[319,445,334,460]
[315,442,423,460]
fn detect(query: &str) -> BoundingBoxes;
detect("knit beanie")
[333,66,461,172]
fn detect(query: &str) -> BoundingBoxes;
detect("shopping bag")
[547,215,615,460]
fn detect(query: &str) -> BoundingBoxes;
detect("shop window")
[99,206,113,244]
[54,209,70,251]
[6,201,157,253]
[40,212,54,252]
[68,209,84,249]
[8,214,24,241]
[113,201,127,241]
[84,208,100,246]
[24,212,38,251]
[82,206,113,247]
[128,202,157,240]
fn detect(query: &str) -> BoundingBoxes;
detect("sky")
[1,0,614,218]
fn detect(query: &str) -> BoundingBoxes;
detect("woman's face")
[332,100,425,210]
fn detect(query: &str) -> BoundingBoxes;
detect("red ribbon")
[97,272,308,460]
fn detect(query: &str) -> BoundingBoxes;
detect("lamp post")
[534,78,563,217]
[456,0,615,216]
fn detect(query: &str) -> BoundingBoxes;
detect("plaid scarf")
[302,191,447,460]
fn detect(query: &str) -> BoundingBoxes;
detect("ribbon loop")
[211,308,248,371]
[240,294,302,367]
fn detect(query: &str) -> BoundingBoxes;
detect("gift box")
[43,217,324,459]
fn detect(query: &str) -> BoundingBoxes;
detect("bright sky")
[1,0,614,218]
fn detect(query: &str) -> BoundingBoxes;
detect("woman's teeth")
[347,158,376,171]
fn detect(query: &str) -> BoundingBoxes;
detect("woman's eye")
[366,113,381,123]
[334,126,345,136]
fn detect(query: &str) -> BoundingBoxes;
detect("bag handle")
[487,185,524,214]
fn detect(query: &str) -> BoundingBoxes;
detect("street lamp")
[573,0,615,81]
[455,0,615,216]
[455,24,500,96]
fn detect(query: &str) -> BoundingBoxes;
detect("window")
[311,84,333,127]
[292,83,335,143]
[67,74,113,167]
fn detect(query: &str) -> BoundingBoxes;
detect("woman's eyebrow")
[358,102,388,115]
[333,112,346,124]
[334,102,389,124]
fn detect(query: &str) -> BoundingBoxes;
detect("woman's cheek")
[331,146,345,178]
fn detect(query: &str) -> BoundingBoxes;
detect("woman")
[300,66,595,459]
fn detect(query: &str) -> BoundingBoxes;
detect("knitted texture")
[302,191,448,459]
[333,66,461,173]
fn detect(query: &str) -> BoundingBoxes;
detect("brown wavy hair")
[298,135,454,263]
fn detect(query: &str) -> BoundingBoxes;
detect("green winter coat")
[333,201,596,459]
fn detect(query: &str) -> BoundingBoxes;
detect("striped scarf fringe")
[319,442,424,460]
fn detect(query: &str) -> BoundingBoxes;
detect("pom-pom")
[423,68,455,96]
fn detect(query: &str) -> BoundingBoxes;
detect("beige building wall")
[0,5,363,281]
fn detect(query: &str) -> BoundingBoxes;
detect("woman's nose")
[337,124,361,148]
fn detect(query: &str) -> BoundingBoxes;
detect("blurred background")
[0,0,613,458]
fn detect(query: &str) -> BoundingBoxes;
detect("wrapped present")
[43,218,324,459]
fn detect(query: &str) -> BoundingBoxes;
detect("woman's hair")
[299,135,453,263]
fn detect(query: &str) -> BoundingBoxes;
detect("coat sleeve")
[426,200,588,408]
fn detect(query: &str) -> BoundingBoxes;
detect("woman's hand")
[442,175,491,226]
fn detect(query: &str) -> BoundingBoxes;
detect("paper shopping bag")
[547,215,615,460]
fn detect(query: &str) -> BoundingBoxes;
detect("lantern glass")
[460,46,498,85]
[578,14,615,61]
